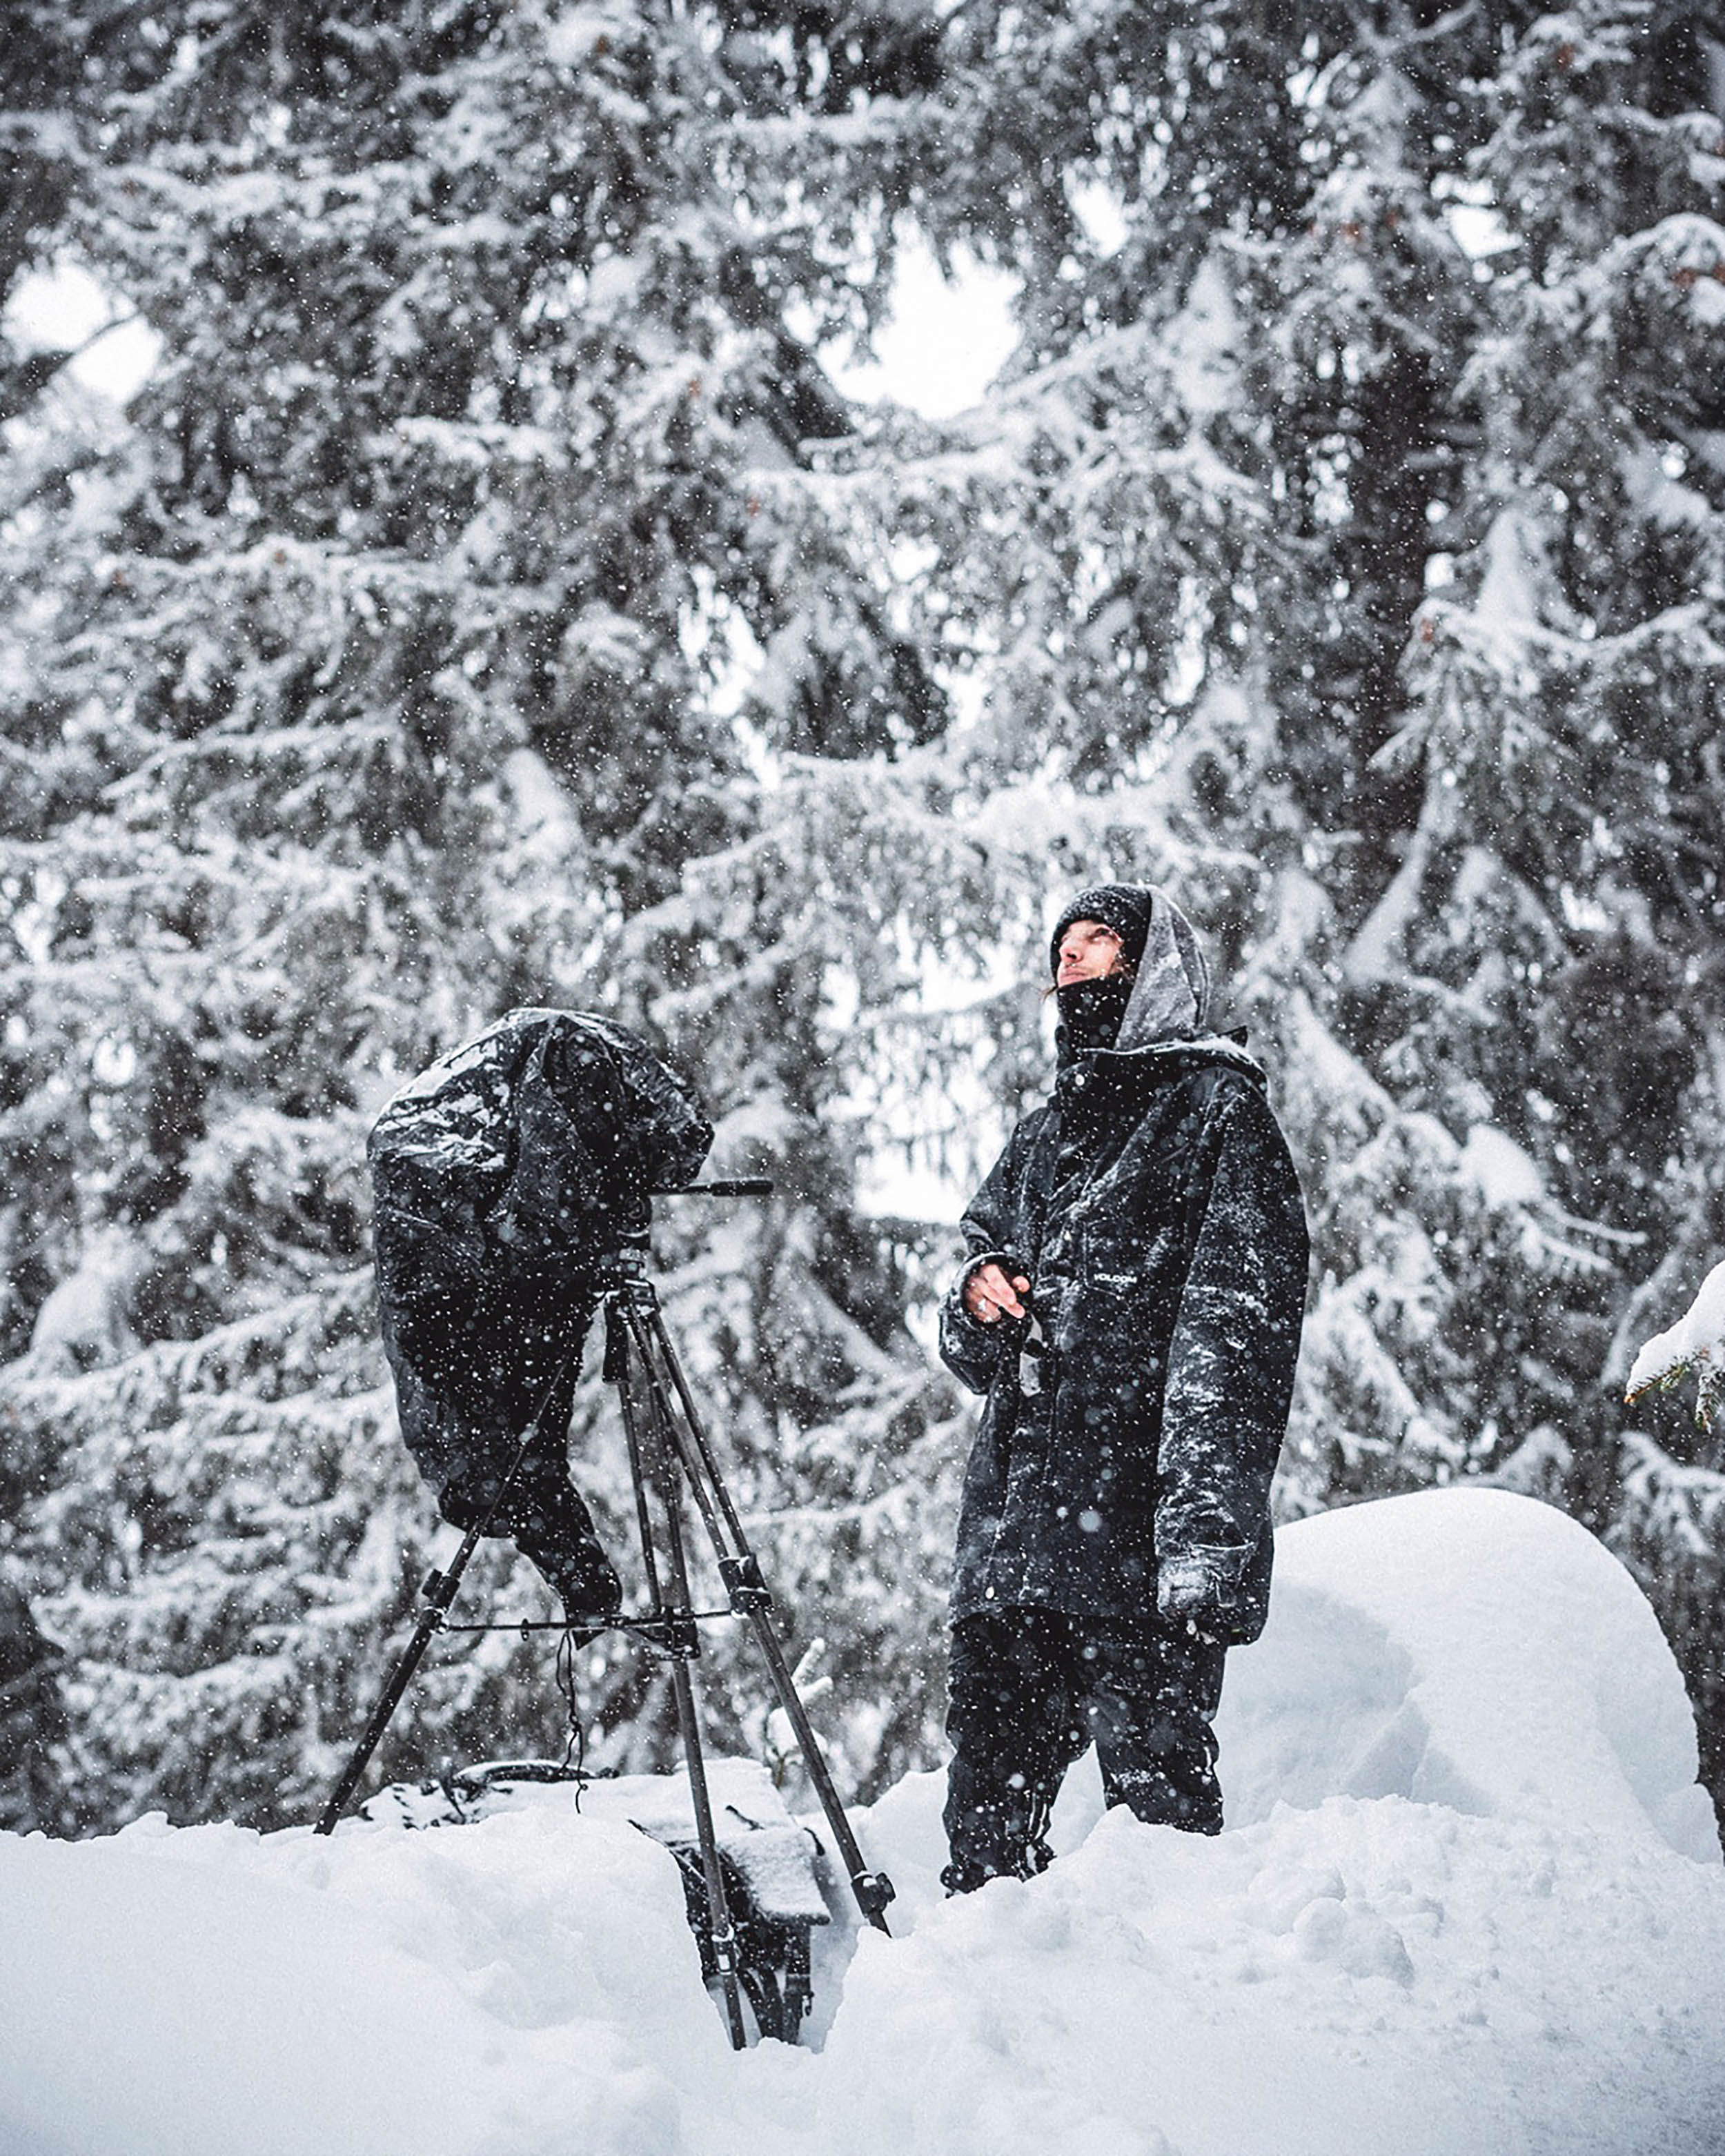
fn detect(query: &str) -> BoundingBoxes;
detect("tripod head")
[595,1180,776,1292]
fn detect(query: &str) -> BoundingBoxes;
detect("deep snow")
[3,1489,1722,2156]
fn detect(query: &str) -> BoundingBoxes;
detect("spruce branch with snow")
[1627,1259,1725,1428]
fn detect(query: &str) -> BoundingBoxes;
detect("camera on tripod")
[322,1008,894,2048]
[365,1007,720,1621]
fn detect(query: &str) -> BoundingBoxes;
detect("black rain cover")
[368,1009,713,1298]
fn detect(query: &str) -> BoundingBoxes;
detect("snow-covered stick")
[1625,1261,1725,1430]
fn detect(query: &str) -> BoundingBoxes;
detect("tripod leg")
[314,1353,578,1834]
[315,1521,481,1834]
[668,1656,749,2051]
[635,1305,895,1935]
[745,1609,894,1933]
[611,1294,750,2049]
[608,1302,670,1622]
[637,1314,750,1556]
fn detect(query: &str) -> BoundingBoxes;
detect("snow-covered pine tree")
[1628,1259,1725,1429]
[0,0,963,1828]
[789,0,1557,1481]
[785,0,1725,1818]
[8,0,1722,1837]
[1387,0,1725,1810]
[1621,1249,1725,1792]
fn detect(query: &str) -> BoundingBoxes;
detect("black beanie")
[1049,885,1155,979]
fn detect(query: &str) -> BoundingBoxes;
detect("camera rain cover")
[368,1009,713,1289]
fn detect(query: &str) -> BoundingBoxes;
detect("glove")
[1156,1547,1250,1639]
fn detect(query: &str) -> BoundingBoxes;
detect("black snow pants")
[942,1607,1226,1893]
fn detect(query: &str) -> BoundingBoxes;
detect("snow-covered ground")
[4,1490,1722,2156]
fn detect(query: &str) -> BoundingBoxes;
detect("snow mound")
[0,1801,726,2156]
[2,1489,1722,2156]
[1219,1487,1721,1861]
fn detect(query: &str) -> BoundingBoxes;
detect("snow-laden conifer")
[0,0,960,1826]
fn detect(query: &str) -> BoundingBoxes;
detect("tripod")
[315,1226,896,2049]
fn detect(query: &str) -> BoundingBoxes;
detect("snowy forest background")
[1,0,1722,1840]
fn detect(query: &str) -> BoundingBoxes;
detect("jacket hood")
[1118,886,1212,1047]
[1051,882,1214,1049]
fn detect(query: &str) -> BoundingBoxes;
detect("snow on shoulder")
[2,1490,1722,2156]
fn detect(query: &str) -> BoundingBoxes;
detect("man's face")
[1056,918,1125,987]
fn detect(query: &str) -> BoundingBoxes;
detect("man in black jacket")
[938,884,1308,1891]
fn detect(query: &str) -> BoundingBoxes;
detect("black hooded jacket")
[939,896,1308,1645]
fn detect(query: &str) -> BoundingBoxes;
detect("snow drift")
[1219,1485,1720,1859]
[3,1489,1722,2156]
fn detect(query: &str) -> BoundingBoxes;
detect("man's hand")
[1156,1549,1247,1638]
[963,1261,1030,1325]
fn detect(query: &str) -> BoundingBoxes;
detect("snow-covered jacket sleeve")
[1155,1081,1308,1576]
[938,1123,1029,1398]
